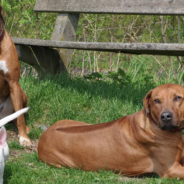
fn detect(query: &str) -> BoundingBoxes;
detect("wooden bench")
[12,0,184,76]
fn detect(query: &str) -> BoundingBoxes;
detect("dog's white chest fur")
[0,61,8,74]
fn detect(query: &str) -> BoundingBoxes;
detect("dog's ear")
[0,5,3,17]
[0,5,4,25]
[143,90,153,113]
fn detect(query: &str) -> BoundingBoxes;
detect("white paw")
[19,137,32,147]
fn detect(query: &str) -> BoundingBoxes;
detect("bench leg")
[15,45,66,77]
[51,13,79,69]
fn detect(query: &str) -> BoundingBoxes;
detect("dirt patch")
[6,129,39,160]
[10,150,22,158]
[7,129,38,150]
[7,129,19,143]
[25,139,39,153]
[8,140,39,161]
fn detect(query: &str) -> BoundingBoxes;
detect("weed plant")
[3,60,184,183]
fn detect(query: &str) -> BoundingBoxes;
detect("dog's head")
[143,84,184,131]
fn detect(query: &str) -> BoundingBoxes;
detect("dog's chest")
[0,61,8,74]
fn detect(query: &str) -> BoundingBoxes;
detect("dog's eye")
[174,96,182,101]
[154,99,160,103]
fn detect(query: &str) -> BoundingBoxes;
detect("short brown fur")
[0,5,31,146]
[38,84,184,178]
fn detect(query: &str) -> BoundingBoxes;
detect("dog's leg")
[21,88,27,108]
[13,119,30,134]
[8,81,31,146]
[164,162,184,179]
[180,135,184,166]
[163,141,184,179]
[13,88,30,134]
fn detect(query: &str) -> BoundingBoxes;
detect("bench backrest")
[34,0,184,15]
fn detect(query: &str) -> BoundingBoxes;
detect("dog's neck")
[147,113,158,126]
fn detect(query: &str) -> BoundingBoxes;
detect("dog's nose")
[161,111,172,122]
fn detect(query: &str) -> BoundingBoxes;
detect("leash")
[0,17,5,42]
[147,112,184,133]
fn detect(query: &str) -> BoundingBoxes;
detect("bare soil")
[6,129,38,160]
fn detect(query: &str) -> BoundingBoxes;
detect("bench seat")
[34,0,184,15]
[12,37,184,57]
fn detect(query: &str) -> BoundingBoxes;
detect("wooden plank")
[34,0,184,15]
[51,14,79,68]
[12,37,184,56]
[15,44,66,76]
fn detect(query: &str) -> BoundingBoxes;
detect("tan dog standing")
[0,6,31,146]
[38,84,184,179]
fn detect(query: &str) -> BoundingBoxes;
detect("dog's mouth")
[148,112,183,131]
[160,124,181,131]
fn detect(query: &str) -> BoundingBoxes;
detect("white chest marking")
[0,61,8,74]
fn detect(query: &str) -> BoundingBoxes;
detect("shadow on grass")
[38,72,157,107]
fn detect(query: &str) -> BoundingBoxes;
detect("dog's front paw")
[19,137,32,147]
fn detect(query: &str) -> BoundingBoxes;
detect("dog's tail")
[0,107,29,127]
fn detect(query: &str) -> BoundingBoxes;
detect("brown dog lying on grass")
[38,84,184,179]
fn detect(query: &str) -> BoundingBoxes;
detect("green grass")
[4,60,184,183]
